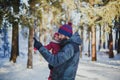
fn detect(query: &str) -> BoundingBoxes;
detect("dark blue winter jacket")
[38,32,82,80]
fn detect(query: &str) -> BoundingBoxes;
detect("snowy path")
[0,56,120,80]
[76,61,120,80]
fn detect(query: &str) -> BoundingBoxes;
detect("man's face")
[58,33,66,41]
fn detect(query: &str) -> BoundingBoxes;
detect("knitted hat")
[58,22,73,37]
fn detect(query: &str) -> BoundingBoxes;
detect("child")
[45,32,60,55]
[34,32,60,54]
[44,32,61,80]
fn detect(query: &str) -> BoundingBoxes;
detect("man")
[34,22,82,80]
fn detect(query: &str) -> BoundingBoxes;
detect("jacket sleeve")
[38,44,74,67]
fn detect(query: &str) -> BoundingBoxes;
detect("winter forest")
[0,0,120,80]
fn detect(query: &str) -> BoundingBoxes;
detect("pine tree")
[8,0,20,63]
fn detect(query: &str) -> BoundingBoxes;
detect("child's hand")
[34,48,37,51]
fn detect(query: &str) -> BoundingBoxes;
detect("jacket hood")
[70,32,82,45]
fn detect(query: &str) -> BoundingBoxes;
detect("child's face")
[54,34,60,41]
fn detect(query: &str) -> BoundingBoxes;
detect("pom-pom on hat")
[58,22,73,37]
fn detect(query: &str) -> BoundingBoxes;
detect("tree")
[80,7,99,61]
[114,17,120,54]
[9,0,20,63]
[27,25,34,68]
[25,0,37,68]
[95,0,120,58]
[80,0,120,60]
[78,25,84,58]
[0,0,20,62]
[25,0,64,68]
[108,27,114,58]
[91,25,97,61]
[87,27,91,57]
[22,0,120,63]
[118,30,120,53]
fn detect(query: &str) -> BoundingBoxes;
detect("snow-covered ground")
[0,53,120,80]
[0,1,120,79]
[0,28,120,80]
[0,54,49,80]
[76,60,120,80]
[81,51,120,69]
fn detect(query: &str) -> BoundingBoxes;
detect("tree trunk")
[108,29,114,58]
[91,26,97,61]
[98,26,101,51]
[9,0,20,63]
[10,22,19,63]
[115,30,118,50]
[80,28,83,58]
[88,31,91,57]
[27,26,34,69]
[89,0,95,60]
[100,26,105,50]
[103,30,106,49]
[117,30,120,54]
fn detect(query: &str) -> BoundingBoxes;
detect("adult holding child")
[34,22,82,80]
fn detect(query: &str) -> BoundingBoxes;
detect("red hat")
[54,32,59,37]
[58,22,73,37]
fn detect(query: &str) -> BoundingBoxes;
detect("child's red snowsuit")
[45,40,60,55]
[45,40,60,80]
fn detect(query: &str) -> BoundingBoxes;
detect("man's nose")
[59,36,62,40]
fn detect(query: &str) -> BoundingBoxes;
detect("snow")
[0,28,120,80]
[0,1,120,80]
[0,56,49,80]
[0,53,120,80]
[81,51,120,69]
[76,61,120,80]
[0,28,49,80]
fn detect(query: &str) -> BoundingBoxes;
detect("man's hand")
[33,37,42,50]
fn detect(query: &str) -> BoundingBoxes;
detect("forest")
[0,0,120,69]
